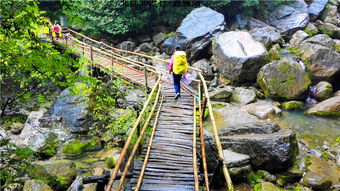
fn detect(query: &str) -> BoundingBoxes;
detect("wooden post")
[90,45,93,77]
[144,66,149,94]
[202,98,207,119]
[111,44,114,67]
[82,38,85,56]
[65,35,68,47]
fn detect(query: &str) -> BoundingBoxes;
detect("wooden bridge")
[56,30,233,191]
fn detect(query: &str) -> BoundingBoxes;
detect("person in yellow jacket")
[168,45,188,99]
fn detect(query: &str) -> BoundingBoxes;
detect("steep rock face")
[308,0,329,21]
[212,31,268,83]
[264,0,309,35]
[306,96,340,116]
[219,122,298,171]
[257,60,311,100]
[52,85,90,133]
[161,7,225,61]
[299,34,340,82]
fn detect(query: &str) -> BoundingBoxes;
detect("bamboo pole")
[134,95,164,191]
[105,77,162,191]
[144,66,149,94]
[68,29,202,73]
[115,84,162,191]
[198,73,233,191]
[193,96,199,191]
[199,82,210,191]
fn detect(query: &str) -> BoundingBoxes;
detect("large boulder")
[209,87,233,102]
[257,59,311,100]
[248,19,283,48]
[219,122,298,171]
[192,59,214,80]
[306,96,340,116]
[320,5,338,25]
[119,41,135,52]
[212,31,268,83]
[35,160,77,190]
[52,85,90,133]
[303,172,332,190]
[161,7,225,61]
[264,0,309,36]
[313,81,333,101]
[308,0,329,21]
[242,101,281,119]
[299,34,340,82]
[320,22,340,39]
[152,32,167,47]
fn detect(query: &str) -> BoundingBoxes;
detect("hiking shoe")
[175,93,180,99]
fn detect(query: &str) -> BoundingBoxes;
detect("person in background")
[53,21,62,38]
[168,45,188,99]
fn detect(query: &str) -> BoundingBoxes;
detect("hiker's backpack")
[173,51,188,75]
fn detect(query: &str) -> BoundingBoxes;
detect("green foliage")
[288,47,303,57]
[304,27,318,36]
[38,135,59,158]
[0,141,35,189]
[0,0,89,116]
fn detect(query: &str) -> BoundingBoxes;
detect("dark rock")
[223,149,250,167]
[249,26,283,48]
[320,22,340,39]
[220,122,298,171]
[257,59,311,100]
[212,31,268,83]
[136,34,151,43]
[236,14,248,29]
[119,41,135,52]
[135,42,157,53]
[161,7,225,61]
[264,0,309,36]
[303,172,332,190]
[203,130,218,172]
[308,0,329,21]
[192,59,214,80]
[52,85,90,133]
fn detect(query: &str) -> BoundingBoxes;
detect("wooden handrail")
[193,96,199,191]
[198,73,233,191]
[115,83,162,191]
[67,29,203,73]
[105,77,162,191]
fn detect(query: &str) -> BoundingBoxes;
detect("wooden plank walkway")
[57,36,198,190]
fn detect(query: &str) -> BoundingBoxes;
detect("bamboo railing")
[198,73,233,191]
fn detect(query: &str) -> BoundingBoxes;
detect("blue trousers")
[173,73,182,94]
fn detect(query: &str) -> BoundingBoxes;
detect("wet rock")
[10,122,24,135]
[290,30,309,47]
[308,0,328,21]
[52,85,90,133]
[253,182,280,191]
[229,165,252,180]
[236,14,248,29]
[212,31,268,83]
[119,41,135,52]
[303,172,332,190]
[257,59,311,100]
[23,179,53,191]
[314,81,333,101]
[217,104,260,127]
[223,149,250,167]
[209,87,233,102]
[220,122,297,171]
[62,139,87,155]
[35,160,77,190]
[257,170,277,182]
[320,22,340,39]
[162,7,225,61]
[282,101,305,110]
[242,102,281,119]
[249,25,283,48]
[152,32,167,47]
[306,96,340,116]
[192,59,214,80]
[321,5,338,25]
[264,0,309,36]
[247,18,268,29]
[231,87,256,105]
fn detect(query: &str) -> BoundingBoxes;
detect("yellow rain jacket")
[173,51,188,75]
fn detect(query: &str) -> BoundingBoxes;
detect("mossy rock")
[105,156,116,169]
[282,101,305,110]
[62,140,87,155]
[302,172,332,190]
[23,179,53,191]
[84,137,102,151]
[253,182,281,191]
[37,135,59,159]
